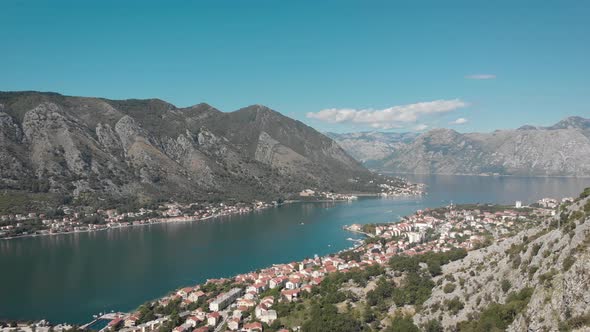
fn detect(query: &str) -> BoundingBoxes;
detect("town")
[1,195,571,332]
[0,201,276,240]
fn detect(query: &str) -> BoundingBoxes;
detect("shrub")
[423,319,443,332]
[563,255,576,271]
[443,283,456,294]
[387,315,420,332]
[501,279,512,293]
[539,268,558,287]
[444,297,464,315]
[559,312,590,331]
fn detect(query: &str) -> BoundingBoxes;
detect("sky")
[1,0,589,133]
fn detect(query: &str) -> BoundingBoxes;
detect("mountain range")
[0,91,397,210]
[329,116,590,177]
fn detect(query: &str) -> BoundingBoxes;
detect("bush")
[444,297,464,315]
[563,255,576,271]
[386,315,420,332]
[443,283,456,294]
[501,279,512,293]
[423,319,443,332]
[559,312,590,331]
[579,187,590,199]
[301,302,361,332]
[392,272,435,306]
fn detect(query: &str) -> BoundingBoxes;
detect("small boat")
[300,222,305,225]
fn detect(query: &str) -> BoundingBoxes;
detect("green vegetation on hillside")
[457,287,533,331]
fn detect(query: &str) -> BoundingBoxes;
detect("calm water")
[1,175,589,323]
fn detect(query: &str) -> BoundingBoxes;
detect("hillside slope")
[0,91,393,209]
[330,117,590,176]
[415,192,590,331]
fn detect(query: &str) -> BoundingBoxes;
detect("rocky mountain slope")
[415,191,590,331]
[0,91,394,209]
[329,117,590,176]
[325,132,418,167]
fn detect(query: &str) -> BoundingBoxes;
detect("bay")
[0,175,589,323]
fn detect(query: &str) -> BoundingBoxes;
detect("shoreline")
[379,171,590,179]
[1,193,425,242]
[0,196,554,327]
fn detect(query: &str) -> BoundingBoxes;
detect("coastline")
[1,192,426,242]
[379,171,590,179]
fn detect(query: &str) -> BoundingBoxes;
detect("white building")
[209,288,243,311]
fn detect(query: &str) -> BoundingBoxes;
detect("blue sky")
[1,0,589,133]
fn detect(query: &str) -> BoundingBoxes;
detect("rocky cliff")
[0,91,392,208]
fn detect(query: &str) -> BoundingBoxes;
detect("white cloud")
[465,74,496,80]
[307,99,468,130]
[414,124,429,131]
[451,118,468,125]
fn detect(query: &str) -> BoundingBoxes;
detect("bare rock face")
[0,91,388,204]
[23,103,89,178]
[0,111,29,186]
[326,132,419,163]
[330,117,590,176]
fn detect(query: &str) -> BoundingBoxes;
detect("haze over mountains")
[0,91,396,208]
[329,116,590,177]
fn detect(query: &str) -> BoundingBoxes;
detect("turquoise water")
[0,175,588,324]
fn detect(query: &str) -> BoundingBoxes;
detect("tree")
[423,319,443,332]
[386,315,420,332]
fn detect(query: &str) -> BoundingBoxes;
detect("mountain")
[325,132,418,167]
[0,91,395,210]
[329,116,590,176]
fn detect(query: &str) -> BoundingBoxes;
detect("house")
[173,323,192,332]
[108,318,123,330]
[193,327,210,332]
[246,282,266,294]
[281,289,300,302]
[124,316,139,327]
[285,278,301,290]
[243,322,263,332]
[188,290,205,302]
[207,312,220,326]
[258,309,277,324]
[192,308,206,321]
[177,287,193,298]
[232,309,243,319]
[237,298,256,307]
[269,276,287,289]
[185,316,201,327]
[227,317,240,331]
